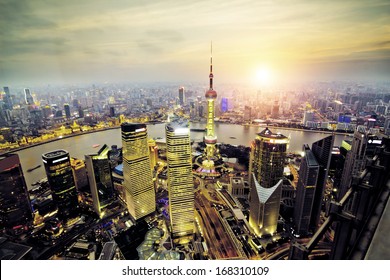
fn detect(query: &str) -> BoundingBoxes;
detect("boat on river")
[27,165,41,172]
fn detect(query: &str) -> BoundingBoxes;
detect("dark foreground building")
[42,150,79,224]
[0,154,33,235]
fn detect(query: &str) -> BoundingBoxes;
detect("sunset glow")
[0,0,389,85]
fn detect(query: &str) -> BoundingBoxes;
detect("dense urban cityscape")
[1,60,389,260]
[1,0,389,266]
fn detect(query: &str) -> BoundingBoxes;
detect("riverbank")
[264,125,351,136]
[0,126,120,156]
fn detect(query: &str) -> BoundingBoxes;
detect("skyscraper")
[24,88,34,105]
[384,117,390,136]
[78,107,85,118]
[165,121,194,241]
[221,97,228,113]
[148,139,158,171]
[109,106,115,117]
[64,103,71,118]
[248,127,289,237]
[178,87,185,106]
[339,127,378,200]
[338,127,382,217]
[310,135,333,231]
[250,176,283,237]
[70,158,89,192]
[0,154,33,235]
[248,128,289,188]
[3,86,13,110]
[85,144,115,217]
[302,110,314,127]
[294,144,319,235]
[121,123,155,220]
[42,150,79,223]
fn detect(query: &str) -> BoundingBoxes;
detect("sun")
[256,67,272,85]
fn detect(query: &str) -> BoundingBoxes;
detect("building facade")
[24,88,34,106]
[166,121,194,240]
[64,104,71,118]
[310,135,333,231]
[294,144,319,235]
[178,87,185,106]
[42,150,79,223]
[0,154,33,234]
[249,175,283,237]
[121,123,155,220]
[248,127,288,237]
[85,144,115,217]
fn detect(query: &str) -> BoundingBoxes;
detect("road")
[195,190,242,259]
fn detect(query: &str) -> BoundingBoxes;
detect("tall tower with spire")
[204,43,218,160]
[193,43,223,177]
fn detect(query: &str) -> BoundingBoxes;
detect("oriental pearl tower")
[194,43,223,177]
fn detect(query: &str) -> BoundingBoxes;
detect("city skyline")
[1,1,390,262]
[1,0,389,86]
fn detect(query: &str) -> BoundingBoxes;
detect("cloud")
[0,0,389,84]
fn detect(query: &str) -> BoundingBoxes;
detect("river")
[15,123,350,189]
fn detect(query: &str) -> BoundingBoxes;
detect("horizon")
[1,0,389,86]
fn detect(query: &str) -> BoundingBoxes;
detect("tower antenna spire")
[209,41,213,90]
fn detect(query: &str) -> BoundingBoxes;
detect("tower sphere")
[205,89,217,99]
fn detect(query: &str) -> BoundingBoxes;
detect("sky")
[0,0,389,86]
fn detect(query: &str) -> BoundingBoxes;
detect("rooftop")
[42,149,68,159]
[257,127,288,141]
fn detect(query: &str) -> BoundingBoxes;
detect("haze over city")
[1,0,389,86]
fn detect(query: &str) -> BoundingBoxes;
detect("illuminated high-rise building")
[70,158,89,192]
[42,150,79,223]
[85,144,115,217]
[148,139,158,171]
[294,144,319,235]
[165,121,194,240]
[178,87,185,106]
[248,127,288,237]
[121,123,155,220]
[0,154,33,234]
[24,88,34,105]
[248,128,289,188]
[250,175,283,237]
[221,97,228,113]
